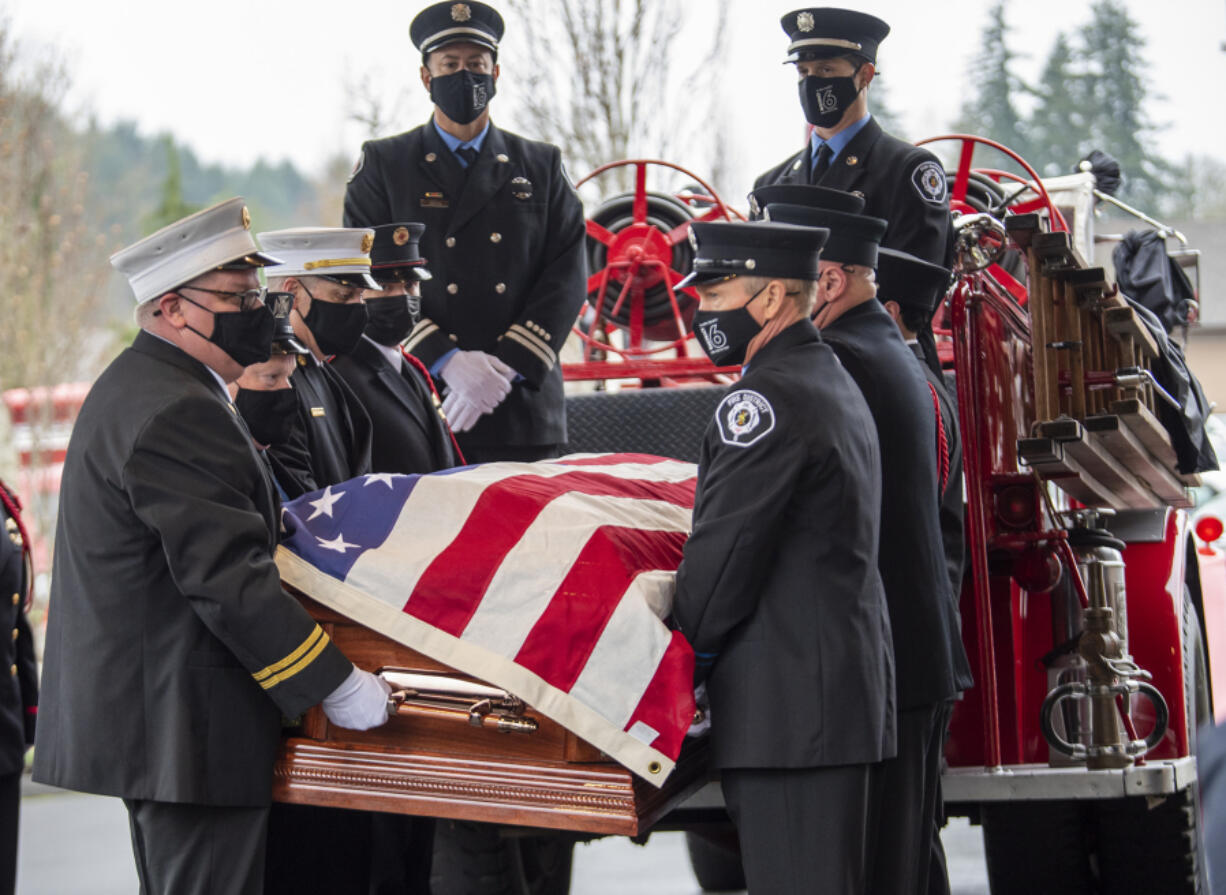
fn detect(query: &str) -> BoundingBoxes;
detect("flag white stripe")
[460,494,691,659]
[570,569,675,727]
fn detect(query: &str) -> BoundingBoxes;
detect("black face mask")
[691,285,768,367]
[235,387,300,447]
[180,296,274,367]
[300,282,369,356]
[430,70,496,125]
[799,74,861,128]
[364,294,416,346]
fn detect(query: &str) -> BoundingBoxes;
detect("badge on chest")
[421,192,449,209]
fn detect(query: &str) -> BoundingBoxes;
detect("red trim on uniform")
[927,381,950,495]
[400,347,468,466]
[24,707,36,715]
[0,479,34,611]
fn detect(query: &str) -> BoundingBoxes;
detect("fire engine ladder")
[1008,214,1197,511]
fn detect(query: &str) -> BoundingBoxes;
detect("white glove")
[441,391,484,434]
[687,682,711,738]
[441,350,515,413]
[321,666,392,731]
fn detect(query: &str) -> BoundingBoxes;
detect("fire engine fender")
[1116,507,1215,758]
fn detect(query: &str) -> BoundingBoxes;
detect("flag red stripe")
[404,471,695,635]
[512,526,688,691]
[555,454,673,467]
[622,631,696,760]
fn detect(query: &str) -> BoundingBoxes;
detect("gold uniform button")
[495,283,506,294]
[9,665,15,677]
[447,283,459,295]
[10,629,16,642]
[489,232,502,244]
[445,237,456,248]
[9,594,16,606]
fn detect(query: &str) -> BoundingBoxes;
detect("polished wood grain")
[273,591,709,834]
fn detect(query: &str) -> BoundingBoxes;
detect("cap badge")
[797,11,815,32]
[241,206,251,230]
[511,176,534,200]
[393,226,411,246]
[451,3,472,21]
[361,233,374,253]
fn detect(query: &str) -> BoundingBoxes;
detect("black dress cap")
[764,204,886,269]
[748,183,865,220]
[411,1,505,56]
[874,247,951,316]
[677,221,830,289]
[370,223,433,283]
[781,8,890,64]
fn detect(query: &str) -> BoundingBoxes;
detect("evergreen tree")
[143,138,199,234]
[869,76,905,140]
[954,1,1029,163]
[1077,0,1169,207]
[1028,33,1088,177]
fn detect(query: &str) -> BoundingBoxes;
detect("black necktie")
[456,146,479,168]
[811,143,833,183]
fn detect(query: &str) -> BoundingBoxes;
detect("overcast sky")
[6,0,1226,200]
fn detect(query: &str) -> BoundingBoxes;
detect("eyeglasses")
[178,285,268,312]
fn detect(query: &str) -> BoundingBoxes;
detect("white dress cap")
[110,197,280,304]
[258,227,380,290]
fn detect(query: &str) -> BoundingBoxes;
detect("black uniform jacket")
[274,354,373,491]
[911,342,966,604]
[822,303,973,707]
[673,320,896,770]
[0,483,36,777]
[33,332,352,806]
[329,337,459,475]
[343,121,587,450]
[754,117,952,267]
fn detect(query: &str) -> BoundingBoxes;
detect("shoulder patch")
[347,149,366,184]
[716,389,776,448]
[911,160,947,206]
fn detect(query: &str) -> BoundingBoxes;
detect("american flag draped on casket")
[275,453,698,783]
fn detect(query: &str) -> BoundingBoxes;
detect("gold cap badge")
[360,233,374,253]
[393,226,410,246]
[241,206,251,229]
[451,3,472,21]
[797,11,815,32]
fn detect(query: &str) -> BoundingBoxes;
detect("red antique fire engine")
[268,141,1224,894]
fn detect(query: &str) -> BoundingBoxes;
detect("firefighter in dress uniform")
[231,292,318,498]
[343,0,587,463]
[331,222,462,474]
[762,188,973,895]
[32,199,391,895]
[876,247,964,895]
[672,221,895,895]
[753,8,952,267]
[258,227,377,494]
[0,481,36,895]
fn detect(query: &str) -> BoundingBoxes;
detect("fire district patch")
[717,390,775,448]
[347,150,365,184]
[912,160,948,205]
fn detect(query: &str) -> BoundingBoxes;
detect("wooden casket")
[272,591,710,837]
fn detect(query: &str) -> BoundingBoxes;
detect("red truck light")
[1195,515,1224,546]
[995,484,1036,529]
[1012,547,1062,593]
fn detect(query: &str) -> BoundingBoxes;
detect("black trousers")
[459,444,561,464]
[0,771,20,895]
[868,700,955,895]
[722,763,874,895]
[124,799,269,895]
